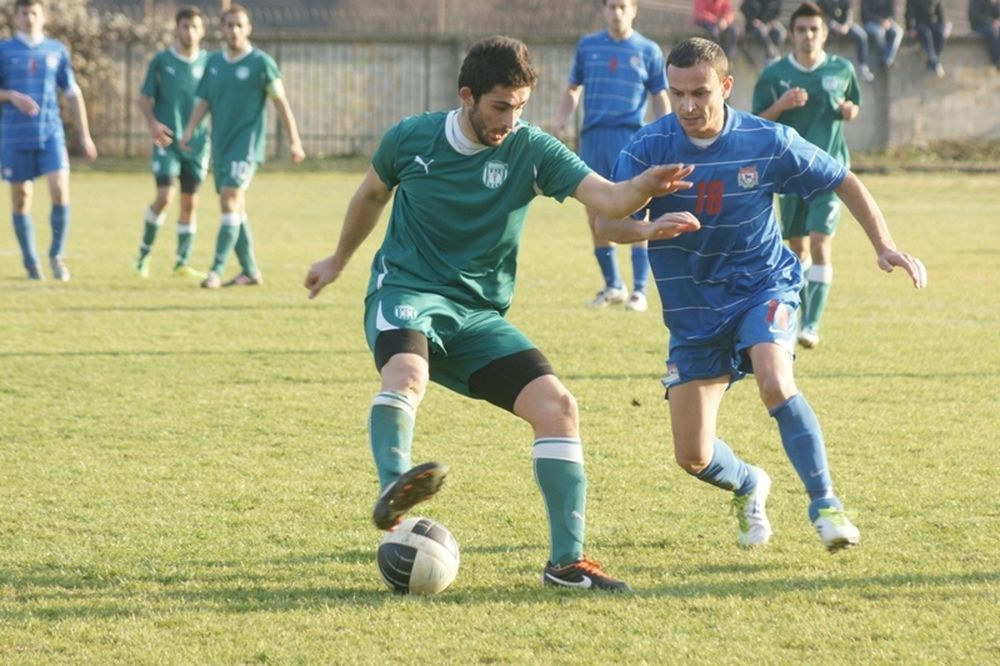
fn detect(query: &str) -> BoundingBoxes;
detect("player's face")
[603,0,637,38]
[175,16,204,51]
[667,62,733,139]
[222,11,252,52]
[791,16,827,58]
[14,3,45,36]
[461,85,532,147]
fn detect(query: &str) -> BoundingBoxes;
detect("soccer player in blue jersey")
[552,0,670,312]
[0,0,98,281]
[600,37,927,553]
[134,6,210,280]
[305,36,694,591]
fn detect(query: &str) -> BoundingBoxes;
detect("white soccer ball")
[377,517,460,595]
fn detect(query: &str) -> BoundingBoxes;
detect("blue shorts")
[661,296,799,393]
[580,126,638,179]
[1,135,69,182]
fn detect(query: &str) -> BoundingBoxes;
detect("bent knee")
[675,450,712,476]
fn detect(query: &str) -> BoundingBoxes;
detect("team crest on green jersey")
[394,304,417,321]
[236,65,251,80]
[822,75,840,92]
[738,165,759,189]
[483,161,508,189]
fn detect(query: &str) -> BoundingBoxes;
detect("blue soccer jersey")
[570,30,667,132]
[0,35,75,150]
[611,107,847,342]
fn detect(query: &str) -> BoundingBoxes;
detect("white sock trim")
[371,391,416,419]
[807,264,833,284]
[221,212,241,227]
[177,222,197,234]
[145,207,167,226]
[533,437,584,464]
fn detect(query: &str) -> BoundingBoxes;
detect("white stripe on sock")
[371,391,416,419]
[807,264,833,284]
[533,438,584,464]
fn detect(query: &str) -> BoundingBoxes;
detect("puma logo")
[414,156,434,174]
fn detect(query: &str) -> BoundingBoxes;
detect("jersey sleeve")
[56,43,76,94]
[532,129,592,202]
[371,121,403,189]
[140,54,158,99]
[775,127,848,199]
[568,38,585,86]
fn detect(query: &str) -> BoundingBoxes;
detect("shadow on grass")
[0,349,368,359]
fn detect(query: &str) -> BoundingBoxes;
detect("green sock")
[210,213,241,274]
[175,222,196,267]
[233,216,258,276]
[369,391,416,489]
[139,208,165,259]
[803,264,832,330]
[533,438,586,567]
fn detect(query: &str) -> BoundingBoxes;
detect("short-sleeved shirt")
[195,46,280,164]
[752,53,860,167]
[141,47,210,159]
[569,30,667,132]
[0,35,75,150]
[370,110,592,313]
[611,107,847,343]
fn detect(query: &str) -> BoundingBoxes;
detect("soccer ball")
[377,517,460,595]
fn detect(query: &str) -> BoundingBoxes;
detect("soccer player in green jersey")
[179,3,305,289]
[305,36,696,592]
[752,1,861,348]
[134,6,209,280]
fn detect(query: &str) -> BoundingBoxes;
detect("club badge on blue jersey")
[738,165,759,189]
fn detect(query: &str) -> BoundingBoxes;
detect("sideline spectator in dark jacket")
[862,0,904,67]
[818,0,875,80]
[742,0,787,62]
[906,0,949,76]
[969,0,1000,68]
[695,0,741,58]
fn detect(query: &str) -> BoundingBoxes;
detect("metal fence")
[99,34,579,160]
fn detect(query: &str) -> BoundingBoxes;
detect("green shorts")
[364,286,537,399]
[152,144,209,183]
[212,153,259,192]
[779,191,842,238]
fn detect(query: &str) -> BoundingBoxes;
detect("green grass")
[1,170,998,664]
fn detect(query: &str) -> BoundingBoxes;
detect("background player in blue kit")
[552,0,670,312]
[0,0,98,281]
[600,37,927,553]
[305,36,694,591]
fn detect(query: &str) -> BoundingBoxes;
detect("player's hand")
[781,87,808,110]
[80,135,98,161]
[641,163,695,198]
[644,211,701,240]
[877,249,928,288]
[11,91,39,116]
[304,254,344,299]
[150,122,173,147]
[289,143,306,164]
[838,100,859,121]
[178,134,192,153]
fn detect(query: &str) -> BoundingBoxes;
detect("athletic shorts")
[661,295,799,393]
[212,153,258,192]
[779,191,842,238]
[580,126,639,179]
[364,286,537,399]
[1,135,69,182]
[152,143,209,184]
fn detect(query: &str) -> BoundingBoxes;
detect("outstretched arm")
[305,166,394,299]
[595,210,701,243]
[836,171,928,287]
[572,164,695,220]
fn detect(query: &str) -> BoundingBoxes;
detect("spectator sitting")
[742,0,788,63]
[906,0,950,76]
[818,0,876,80]
[969,0,1000,69]
[695,0,741,59]
[862,0,904,67]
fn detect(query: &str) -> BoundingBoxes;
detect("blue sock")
[594,247,622,289]
[770,393,841,521]
[12,213,40,270]
[693,438,757,496]
[50,204,69,258]
[631,245,649,293]
[369,391,416,489]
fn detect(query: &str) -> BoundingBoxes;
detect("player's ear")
[721,75,734,100]
[458,86,475,109]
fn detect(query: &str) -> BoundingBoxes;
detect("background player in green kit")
[134,6,209,280]
[179,3,305,289]
[753,1,861,349]
[304,36,695,592]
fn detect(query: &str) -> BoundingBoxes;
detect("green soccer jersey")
[195,46,280,164]
[370,110,592,313]
[141,47,210,158]
[752,53,860,166]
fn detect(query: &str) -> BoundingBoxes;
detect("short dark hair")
[176,5,203,24]
[222,3,250,23]
[458,36,538,101]
[667,37,729,81]
[789,1,826,30]
[15,0,44,9]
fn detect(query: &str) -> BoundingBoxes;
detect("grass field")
[1,169,998,663]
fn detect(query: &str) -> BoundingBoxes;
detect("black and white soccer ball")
[377,517,460,595]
